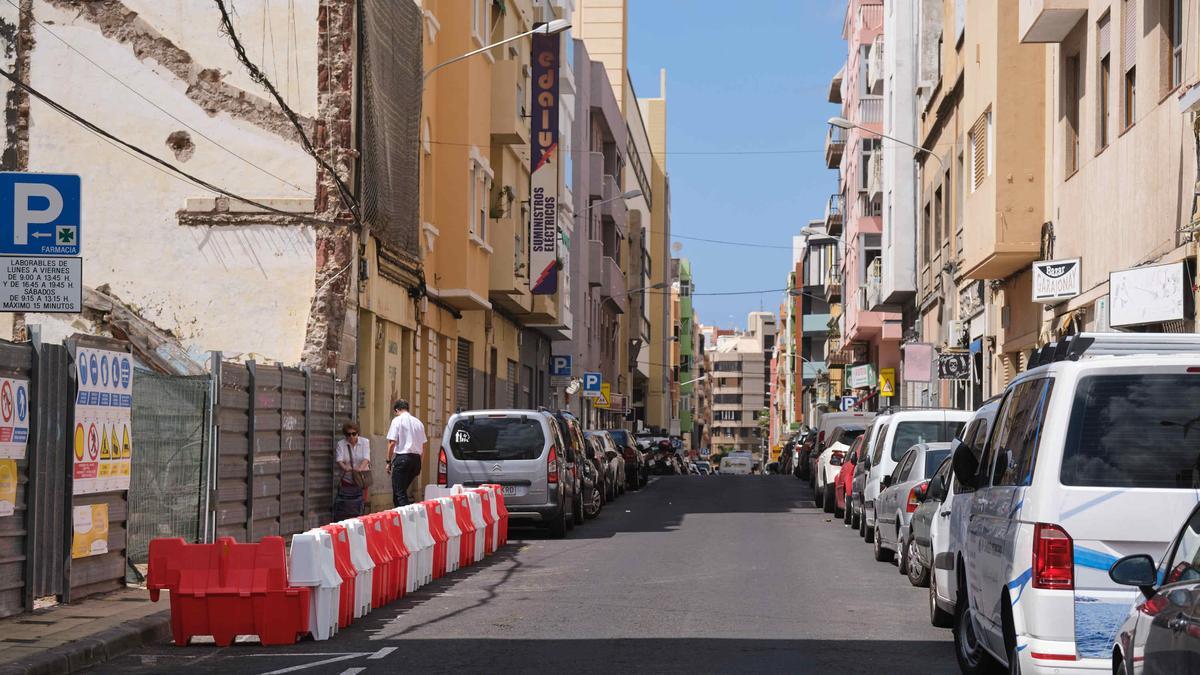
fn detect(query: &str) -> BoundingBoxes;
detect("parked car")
[835,435,866,523]
[549,410,589,527]
[950,334,1200,674]
[441,409,572,538]
[815,424,867,512]
[606,428,646,490]
[585,430,624,501]
[873,442,951,567]
[907,456,951,590]
[850,417,889,532]
[580,435,606,517]
[1111,502,1200,675]
[808,412,875,488]
[862,409,970,544]
[695,461,712,475]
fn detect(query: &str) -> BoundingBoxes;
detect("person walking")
[386,399,427,507]
[334,422,371,519]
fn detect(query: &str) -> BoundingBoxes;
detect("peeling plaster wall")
[14,0,321,363]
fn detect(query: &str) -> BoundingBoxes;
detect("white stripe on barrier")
[287,529,341,641]
[340,519,374,618]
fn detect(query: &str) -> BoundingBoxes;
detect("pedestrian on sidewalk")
[386,399,427,507]
[334,421,371,519]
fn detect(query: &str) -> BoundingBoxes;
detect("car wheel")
[823,483,836,514]
[573,491,585,525]
[872,515,892,562]
[954,598,1001,674]
[929,575,953,628]
[584,487,601,519]
[898,531,910,574]
[907,537,930,587]
[864,510,875,543]
[851,505,860,530]
[840,496,851,523]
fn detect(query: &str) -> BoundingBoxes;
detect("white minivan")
[863,409,972,544]
[951,334,1200,674]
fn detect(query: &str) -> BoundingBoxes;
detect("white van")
[951,334,1200,674]
[720,453,753,475]
[863,409,972,543]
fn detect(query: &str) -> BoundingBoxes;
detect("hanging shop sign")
[1109,261,1187,327]
[528,29,560,295]
[1032,258,1082,303]
[902,343,934,383]
[847,363,875,389]
[939,351,971,380]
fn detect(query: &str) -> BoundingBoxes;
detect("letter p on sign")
[0,173,81,256]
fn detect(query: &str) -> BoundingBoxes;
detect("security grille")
[456,339,473,412]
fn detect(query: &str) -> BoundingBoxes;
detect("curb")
[0,610,171,675]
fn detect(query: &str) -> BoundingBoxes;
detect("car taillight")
[547,446,559,484]
[1139,594,1169,616]
[437,447,448,486]
[906,486,922,512]
[1033,523,1074,590]
[624,448,636,462]
[830,451,845,466]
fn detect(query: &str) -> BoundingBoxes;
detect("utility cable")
[0,63,339,225]
[214,0,361,224]
[3,0,313,196]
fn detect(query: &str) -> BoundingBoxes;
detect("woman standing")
[334,422,371,519]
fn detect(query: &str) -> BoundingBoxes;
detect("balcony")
[599,255,626,313]
[802,313,833,335]
[858,96,882,125]
[601,174,627,227]
[864,259,884,310]
[1019,0,1087,43]
[587,152,604,199]
[866,35,883,95]
[824,125,846,169]
[587,239,603,287]
[828,66,843,104]
[867,150,882,200]
[490,59,529,146]
[824,193,844,236]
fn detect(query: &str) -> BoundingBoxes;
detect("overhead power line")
[0,64,338,224]
[646,288,790,297]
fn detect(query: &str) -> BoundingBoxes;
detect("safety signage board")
[0,173,81,256]
[71,503,109,559]
[72,346,133,494]
[582,372,602,398]
[0,256,82,312]
[0,377,29,459]
[879,368,896,398]
[594,382,612,409]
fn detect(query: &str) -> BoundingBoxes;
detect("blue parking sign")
[583,372,602,396]
[550,355,572,377]
[0,173,81,256]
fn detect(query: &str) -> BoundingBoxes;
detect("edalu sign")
[0,173,83,313]
[1032,258,1081,303]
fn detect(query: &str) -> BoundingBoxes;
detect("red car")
[834,435,865,522]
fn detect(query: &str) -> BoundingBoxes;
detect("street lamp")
[626,281,669,295]
[679,374,708,387]
[827,116,945,171]
[424,19,571,82]
[578,189,643,220]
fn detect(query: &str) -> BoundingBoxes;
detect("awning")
[969,338,983,355]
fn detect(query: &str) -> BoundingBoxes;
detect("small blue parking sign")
[550,355,572,377]
[840,395,857,412]
[583,372,602,397]
[0,173,81,256]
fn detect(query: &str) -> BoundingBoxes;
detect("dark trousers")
[391,454,422,507]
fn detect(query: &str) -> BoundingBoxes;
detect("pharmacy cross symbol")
[58,229,74,244]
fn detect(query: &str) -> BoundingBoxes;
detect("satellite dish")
[565,379,581,395]
[671,242,683,253]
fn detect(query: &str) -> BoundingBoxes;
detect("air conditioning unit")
[947,320,965,348]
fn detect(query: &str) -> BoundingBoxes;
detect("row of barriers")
[146,485,509,645]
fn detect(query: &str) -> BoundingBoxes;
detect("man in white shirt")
[386,399,427,507]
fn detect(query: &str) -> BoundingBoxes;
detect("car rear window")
[832,427,866,446]
[924,449,951,476]
[1061,374,1200,488]
[448,416,545,460]
[891,421,965,461]
[608,430,631,447]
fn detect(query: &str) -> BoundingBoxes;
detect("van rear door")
[447,414,548,506]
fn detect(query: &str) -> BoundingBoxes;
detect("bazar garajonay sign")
[528,28,560,295]
[1031,258,1081,304]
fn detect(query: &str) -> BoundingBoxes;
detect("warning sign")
[879,368,896,398]
[594,382,611,409]
[0,377,29,459]
[0,459,14,517]
[0,256,82,312]
[73,346,132,494]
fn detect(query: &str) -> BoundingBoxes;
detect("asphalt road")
[95,476,956,674]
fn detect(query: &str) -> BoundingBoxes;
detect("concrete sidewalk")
[0,588,170,675]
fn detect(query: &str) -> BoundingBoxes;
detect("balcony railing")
[825,125,846,169]
[857,190,882,219]
[857,1,883,33]
[866,35,884,95]
[858,96,882,125]
[825,193,844,236]
[823,263,842,302]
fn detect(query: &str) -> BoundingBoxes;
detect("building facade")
[710,311,775,457]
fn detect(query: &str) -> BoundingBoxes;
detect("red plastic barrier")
[422,500,449,579]
[147,536,310,646]
[380,511,409,602]
[360,514,396,608]
[320,524,358,628]
[451,494,476,569]
[482,484,510,546]
[476,490,496,556]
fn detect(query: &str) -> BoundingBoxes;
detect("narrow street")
[96,477,955,674]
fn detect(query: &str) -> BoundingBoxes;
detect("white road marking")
[258,654,365,674]
[338,669,366,675]
[368,647,397,659]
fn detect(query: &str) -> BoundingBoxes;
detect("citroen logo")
[491,463,502,473]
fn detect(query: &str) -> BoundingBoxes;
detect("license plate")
[502,486,519,496]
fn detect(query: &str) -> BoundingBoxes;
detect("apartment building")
[827,0,902,411]
[674,259,698,449]
[710,312,775,455]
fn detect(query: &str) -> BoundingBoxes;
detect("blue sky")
[627,0,846,331]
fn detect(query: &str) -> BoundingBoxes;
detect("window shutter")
[1097,13,1111,57]
[971,112,988,190]
[1122,0,1136,70]
[506,360,518,407]
[455,339,472,411]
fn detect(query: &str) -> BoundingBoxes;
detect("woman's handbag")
[351,468,373,490]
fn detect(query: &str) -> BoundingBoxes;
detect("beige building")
[710,312,775,456]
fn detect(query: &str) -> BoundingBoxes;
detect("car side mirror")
[951,439,979,491]
[849,453,858,466]
[915,482,930,502]
[1110,554,1158,599]
[881,475,892,488]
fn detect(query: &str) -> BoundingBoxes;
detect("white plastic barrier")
[465,492,487,563]
[341,519,375,618]
[396,506,423,593]
[423,484,456,500]
[415,506,437,585]
[475,488,500,553]
[287,529,341,641]
[434,497,462,574]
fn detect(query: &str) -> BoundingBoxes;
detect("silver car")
[872,442,952,565]
[585,430,625,501]
[440,409,572,538]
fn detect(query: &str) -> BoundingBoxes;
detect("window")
[1065,54,1081,175]
[471,0,488,44]
[448,415,545,461]
[891,420,965,461]
[1098,12,1112,149]
[893,449,916,482]
[924,449,951,477]
[1167,0,1183,90]
[933,185,944,258]
[1122,0,1137,130]
[921,202,932,268]
[987,379,1054,487]
[860,138,880,190]
[506,359,518,407]
[1061,374,1200,488]
[954,150,964,255]
[468,160,492,241]
[928,456,953,501]
[871,423,891,465]
[455,339,473,412]
[1166,509,1200,585]
[968,110,991,192]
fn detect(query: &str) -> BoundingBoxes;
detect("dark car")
[607,428,646,490]
[907,455,952,589]
[796,433,816,481]
[1111,502,1200,674]
[550,410,590,527]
